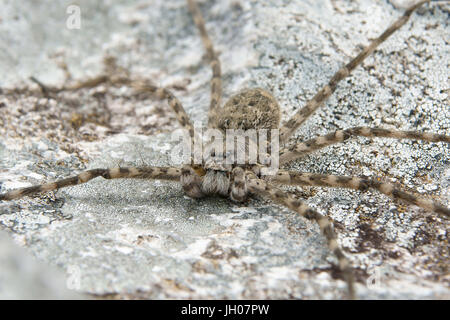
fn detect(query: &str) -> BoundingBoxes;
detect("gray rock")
[0,0,448,299]
[0,231,83,299]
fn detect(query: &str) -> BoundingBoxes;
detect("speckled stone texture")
[0,0,448,299]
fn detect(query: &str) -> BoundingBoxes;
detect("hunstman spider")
[1,0,448,299]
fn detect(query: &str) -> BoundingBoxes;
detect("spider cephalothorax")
[1,0,449,299]
[182,88,281,201]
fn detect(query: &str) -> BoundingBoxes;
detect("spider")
[0,0,449,299]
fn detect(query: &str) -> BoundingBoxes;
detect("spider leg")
[180,165,205,198]
[0,167,181,201]
[270,170,450,217]
[31,77,198,139]
[279,0,432,144]
[187,0,222,128]
[246,171,355,299]
[279,127,450,164]
[28,56,127,95]
[133,84,197,138]
[24,54,197,139]
[22,74,111,99]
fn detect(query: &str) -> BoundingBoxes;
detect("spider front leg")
[279,127,450,164]
[0,167,181,201]
[28,56,127,97]
[270,171,450,217]
[180,165,205,199]
[246,171,356,299]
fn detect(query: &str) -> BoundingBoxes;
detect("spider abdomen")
[217,88,280,131]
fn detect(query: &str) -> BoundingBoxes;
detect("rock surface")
[0,0,448,299]
[0,231,83,299]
